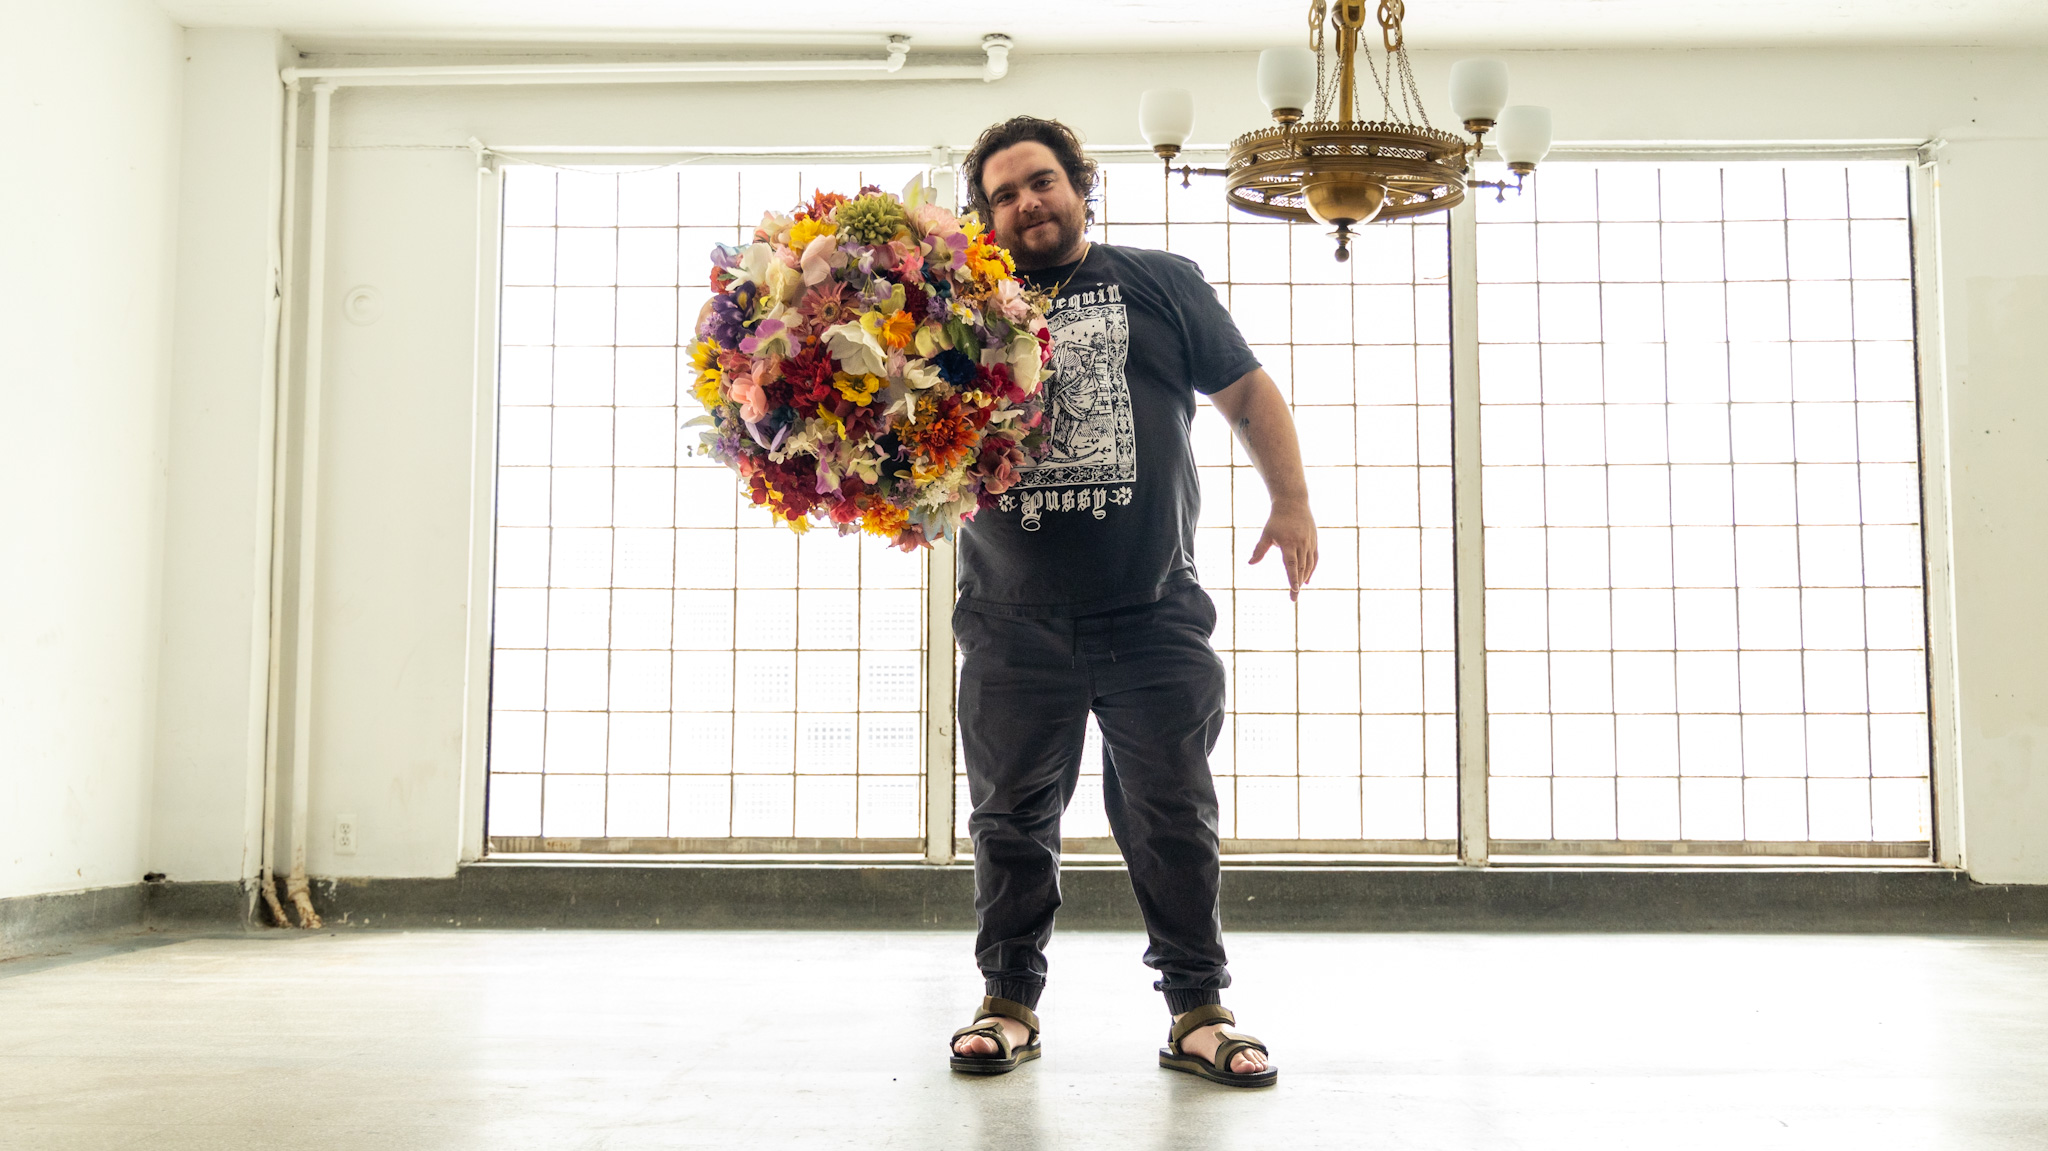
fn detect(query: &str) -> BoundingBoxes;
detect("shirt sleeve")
[1164,254,1262,396]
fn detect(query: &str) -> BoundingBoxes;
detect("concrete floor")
[2,930,2046,1150]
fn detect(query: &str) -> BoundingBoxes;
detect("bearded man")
[945,116,1317,1088]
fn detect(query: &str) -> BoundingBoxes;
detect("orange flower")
[881,308,918,349]
[861,498,909,539]
[902,392,979,472]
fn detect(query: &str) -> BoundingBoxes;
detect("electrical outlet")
[335,814,358,856]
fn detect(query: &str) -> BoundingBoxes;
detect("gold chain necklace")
[1041,242,1092,298]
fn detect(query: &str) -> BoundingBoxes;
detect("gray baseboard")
[10,865,2048,954]
[303,862,2048,934]
[0,880,253,959]
[0,885,147,957]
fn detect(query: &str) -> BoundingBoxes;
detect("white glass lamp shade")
[1496,104,1553,168]
[1448,58,1509,126]
[1257,47,1318,117]
[1139,88,1196,154]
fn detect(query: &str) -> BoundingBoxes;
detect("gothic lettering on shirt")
[996,485,1136,531]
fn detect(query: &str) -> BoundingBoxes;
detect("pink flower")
[729,367,769,422]
[801,234,841,285]
[890,238,925,280]
[993,279,1031,323]
[974,436,1028,494]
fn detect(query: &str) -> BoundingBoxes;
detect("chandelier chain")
[1396,39,1431,128]
[1360,27,1397,121]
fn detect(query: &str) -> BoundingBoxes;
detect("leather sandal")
[948,995,1042,1075]
[1158,1005,1278,1087]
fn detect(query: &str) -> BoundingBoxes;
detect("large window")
[487,164,932,850]
[482,154,1933,860]
[1477,160,1929,851]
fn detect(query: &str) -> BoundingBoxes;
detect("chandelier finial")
[1378,0,1405,52]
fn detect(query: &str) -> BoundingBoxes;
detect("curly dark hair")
[961,115,1099,226]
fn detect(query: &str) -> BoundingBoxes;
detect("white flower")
[1009,333,1044,390]
[765,260,805,307]
[822,319,888,378]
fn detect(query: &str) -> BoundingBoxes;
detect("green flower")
[836,193,908,247]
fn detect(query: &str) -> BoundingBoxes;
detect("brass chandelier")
[1139,0,1554,260]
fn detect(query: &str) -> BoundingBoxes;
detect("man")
[945,117,1317,1087]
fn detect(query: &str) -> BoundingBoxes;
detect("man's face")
[979,140,1088,271]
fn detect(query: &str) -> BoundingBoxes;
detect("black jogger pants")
[954,582,1231,1015]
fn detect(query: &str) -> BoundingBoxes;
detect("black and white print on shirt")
[1018,286,1136,492]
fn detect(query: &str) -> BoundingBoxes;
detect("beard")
[998,204,1088,272]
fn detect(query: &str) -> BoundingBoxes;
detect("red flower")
[899,279,930,321]
[781,347,837,413]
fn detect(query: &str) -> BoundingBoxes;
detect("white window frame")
[456,141,1956,867]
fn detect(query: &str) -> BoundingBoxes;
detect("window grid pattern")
[955,163,1458,846]
[1476,160,1931,844]
[488,165,931,843]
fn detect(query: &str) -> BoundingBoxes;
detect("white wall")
[148,29,288,884]
[205,45,2048,882]
[0,0,183,899]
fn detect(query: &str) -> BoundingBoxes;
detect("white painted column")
[151,29,291,887]
[284,82,335,927]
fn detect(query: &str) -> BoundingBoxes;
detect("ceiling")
[158,0,2048,52]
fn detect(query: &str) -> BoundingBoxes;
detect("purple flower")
[710,243,743,269]
[704,294,745,345]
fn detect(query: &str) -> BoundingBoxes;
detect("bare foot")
[1173,1013,1270,1074]
[953,1014,1033,1058]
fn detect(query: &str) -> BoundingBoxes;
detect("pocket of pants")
[951,602,983,654]
[1187,585,1219,637]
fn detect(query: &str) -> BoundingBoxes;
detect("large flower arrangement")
[686,182,1053,550]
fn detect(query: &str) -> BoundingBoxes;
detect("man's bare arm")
[1208,366,1318,600]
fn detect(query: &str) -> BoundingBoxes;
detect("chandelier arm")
[1164,160,1232,189]
[1469,171,1528,203]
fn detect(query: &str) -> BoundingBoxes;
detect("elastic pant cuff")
[1161,987,1224,1015]
[985,980,1044,1011]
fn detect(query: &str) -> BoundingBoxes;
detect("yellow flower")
[692,367,725,410]
[833,371,883,406]
[789,215,837,252]
[966,240,1014,284]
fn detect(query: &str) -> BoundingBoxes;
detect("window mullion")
[924,539,958,863]
[1449,194,1491,866]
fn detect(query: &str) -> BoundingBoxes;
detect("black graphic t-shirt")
[956,244,1261,617]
